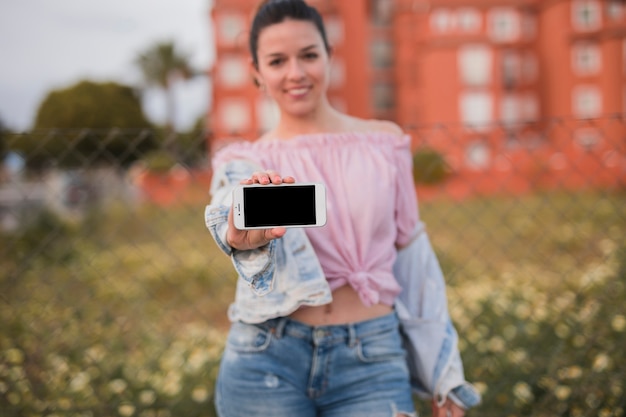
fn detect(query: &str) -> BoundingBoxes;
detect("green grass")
[418,191,626,416]
[1,190,624,416]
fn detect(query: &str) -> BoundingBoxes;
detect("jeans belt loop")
[274,317,288,339]
[348,324,358,348]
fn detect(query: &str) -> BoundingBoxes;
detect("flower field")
[1,190,624,416]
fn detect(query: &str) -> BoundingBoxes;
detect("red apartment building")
[207,0,625,197]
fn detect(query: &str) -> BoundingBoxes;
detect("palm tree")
[135,40,194,134]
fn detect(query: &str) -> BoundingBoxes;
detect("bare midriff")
[288,284,393,326]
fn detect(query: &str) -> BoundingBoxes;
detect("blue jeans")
[214,312,417,417]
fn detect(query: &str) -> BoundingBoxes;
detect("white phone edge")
[232,183,327,230]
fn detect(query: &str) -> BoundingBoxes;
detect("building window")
[372,83,395,111]
[573,85,602,118]
[218,55,248,88]
[460,92,493,130]
[217,13,246,46]
[457,8,481,33]
[256,97,279,134]
[430,9,454,33]
[371,39,393,69]
[501,50,521,89]
[572,0,602,31]
[325,16,344,46]
[488,8,520,43]
[500,94,520,127]
[370,0,394,26]
[219,99,250,132]
[329,58,346,88]
[607,0,624,21]
[459,45,492,86]
[572,42,602,76]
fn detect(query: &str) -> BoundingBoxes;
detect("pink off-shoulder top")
[212,132,420,307]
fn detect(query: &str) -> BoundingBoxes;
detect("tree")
[21,80,156,168]
[135,40,194,134]
[142,114,210,172]
[34,80,151,130]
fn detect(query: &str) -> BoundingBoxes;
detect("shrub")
[1,209,76,265]
[412,148,451,185]
[142,149,177,173]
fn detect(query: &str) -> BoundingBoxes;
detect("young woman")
[205,1,481,416]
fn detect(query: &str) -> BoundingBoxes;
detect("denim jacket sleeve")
[393,221,482,410]
[204,158,332,322]
[204,159,276,295]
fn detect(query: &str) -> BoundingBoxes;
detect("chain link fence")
[1,116,625,416]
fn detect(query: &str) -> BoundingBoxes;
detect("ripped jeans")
[214,312,417,417]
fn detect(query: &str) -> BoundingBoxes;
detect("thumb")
[269,227,287,239]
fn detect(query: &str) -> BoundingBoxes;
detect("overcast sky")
[0,0,215,131]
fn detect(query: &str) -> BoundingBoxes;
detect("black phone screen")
[243,185,317,227]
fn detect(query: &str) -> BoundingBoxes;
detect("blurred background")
[1,0,625,416]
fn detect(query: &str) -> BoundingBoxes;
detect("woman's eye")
[303,53,318,60]
[269,58,284,66]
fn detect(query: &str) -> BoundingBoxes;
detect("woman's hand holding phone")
[226,171,295,251]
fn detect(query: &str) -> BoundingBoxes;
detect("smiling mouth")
[287,87,310,96]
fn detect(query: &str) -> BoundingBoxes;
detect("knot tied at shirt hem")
[349,271,380,307]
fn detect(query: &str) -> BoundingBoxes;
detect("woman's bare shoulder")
[368,119,405,136]
[344,115,405,136]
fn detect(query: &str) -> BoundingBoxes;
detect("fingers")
[432,399,465,417]
[260,227,287,244]
[269,227,287,239]
[241,227,284,250]
[240,171,296,185]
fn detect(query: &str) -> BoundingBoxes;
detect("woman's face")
[253,19,331,119]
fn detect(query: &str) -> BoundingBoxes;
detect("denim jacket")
[393,222,481,408]
[204,159,481,409]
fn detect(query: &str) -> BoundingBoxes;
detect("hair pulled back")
[249,0,331,67]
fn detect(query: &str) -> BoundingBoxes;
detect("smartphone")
[232,183,327,230]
